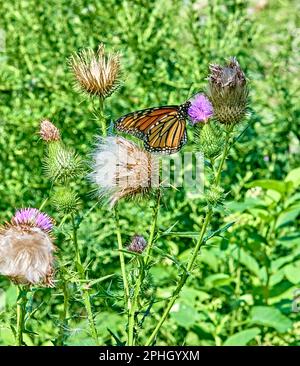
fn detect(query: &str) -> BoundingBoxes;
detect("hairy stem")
[16,286,27,346]
[145,129,233,345]
[128,190,161,346]
[114,207,130,308]
[99,97,107,136]
[57,280,69,346]
[71,215,99,345]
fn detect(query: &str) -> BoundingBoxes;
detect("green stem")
[38,197,49,211]
[71,215,99,345]
[145,129,233,345]
[145,209,212,346]
[114,207,130,308]
[215,126,232,185]
[16,286,27,346]
[128,190,161,346]
[144,190,161,266]
[57,280,69,346]
[99,97,107,136]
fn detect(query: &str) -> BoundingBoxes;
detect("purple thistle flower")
[127,235,147,254]
[12,208,53,232]
[187,94,213,125]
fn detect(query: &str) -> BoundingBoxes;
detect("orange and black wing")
[115,106,187,154]
[145,112,187,154]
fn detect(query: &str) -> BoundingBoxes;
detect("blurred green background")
[0,0,300,345]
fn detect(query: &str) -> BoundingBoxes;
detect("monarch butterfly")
[114,101,192,154]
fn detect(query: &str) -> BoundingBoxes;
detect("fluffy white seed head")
[0,226,55,286]
[91,136,159,207]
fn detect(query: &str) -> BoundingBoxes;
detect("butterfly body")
[115,101,191,154]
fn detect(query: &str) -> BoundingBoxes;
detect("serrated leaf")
[276,205,300,229]
[250,306,292,333]
[205,274,231,288]
[204,221,236,243]
[285,167,300,188]
[223,327,260,346]
[239,249,261,278]
[160,231,199,238]
[170,302,199,328]
[160,220,179,235]
[107,328,126,346]
[246,180,286,195]
[88,274,115,286]
[225,198,263,212]
[284,261,300,284]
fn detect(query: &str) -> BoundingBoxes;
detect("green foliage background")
[0,0,300,345]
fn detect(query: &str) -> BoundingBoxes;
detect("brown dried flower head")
[0,209,55,286]
[40,119,61,142]
[91,136,159,207]
[207,57,248,124]
[127,235,147,254]
[69,44,121,99]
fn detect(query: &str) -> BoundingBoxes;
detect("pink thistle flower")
[188,94,213,125]
[12,208,53,232]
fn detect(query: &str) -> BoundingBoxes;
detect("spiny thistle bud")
[40,119,60,142]
[196,121,224,160]
[0,208,55,286]
[51,187,80,215]
[44,142,83,183]
[69,43,121,99]
[205,185,224,206]
[187,93,213,125]
[127,235,147,254]
[207,57,248,125]
[91,136,159,207]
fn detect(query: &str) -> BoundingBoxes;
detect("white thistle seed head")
[90,136,159,207]
[0,225,55,286]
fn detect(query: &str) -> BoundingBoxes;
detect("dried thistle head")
[127,235,147,254]
[91,136,159,207]
[0,208,55,286]
[207,57,248,124]
[40,119,60,142]
[69,44,121,99]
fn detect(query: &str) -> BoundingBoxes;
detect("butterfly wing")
[145,112,187,154]
[115,106,178,137]
[115,106,187,154]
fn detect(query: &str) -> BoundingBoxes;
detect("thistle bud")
[44,143,83,183]
[40,119,60,142]
[127,235,147,254]
[196,121,224,160]
[207,57,248,125]
[69,43,121,99]
[0,208,55,286]
[205,185,224,206]
[51,187,80,215]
